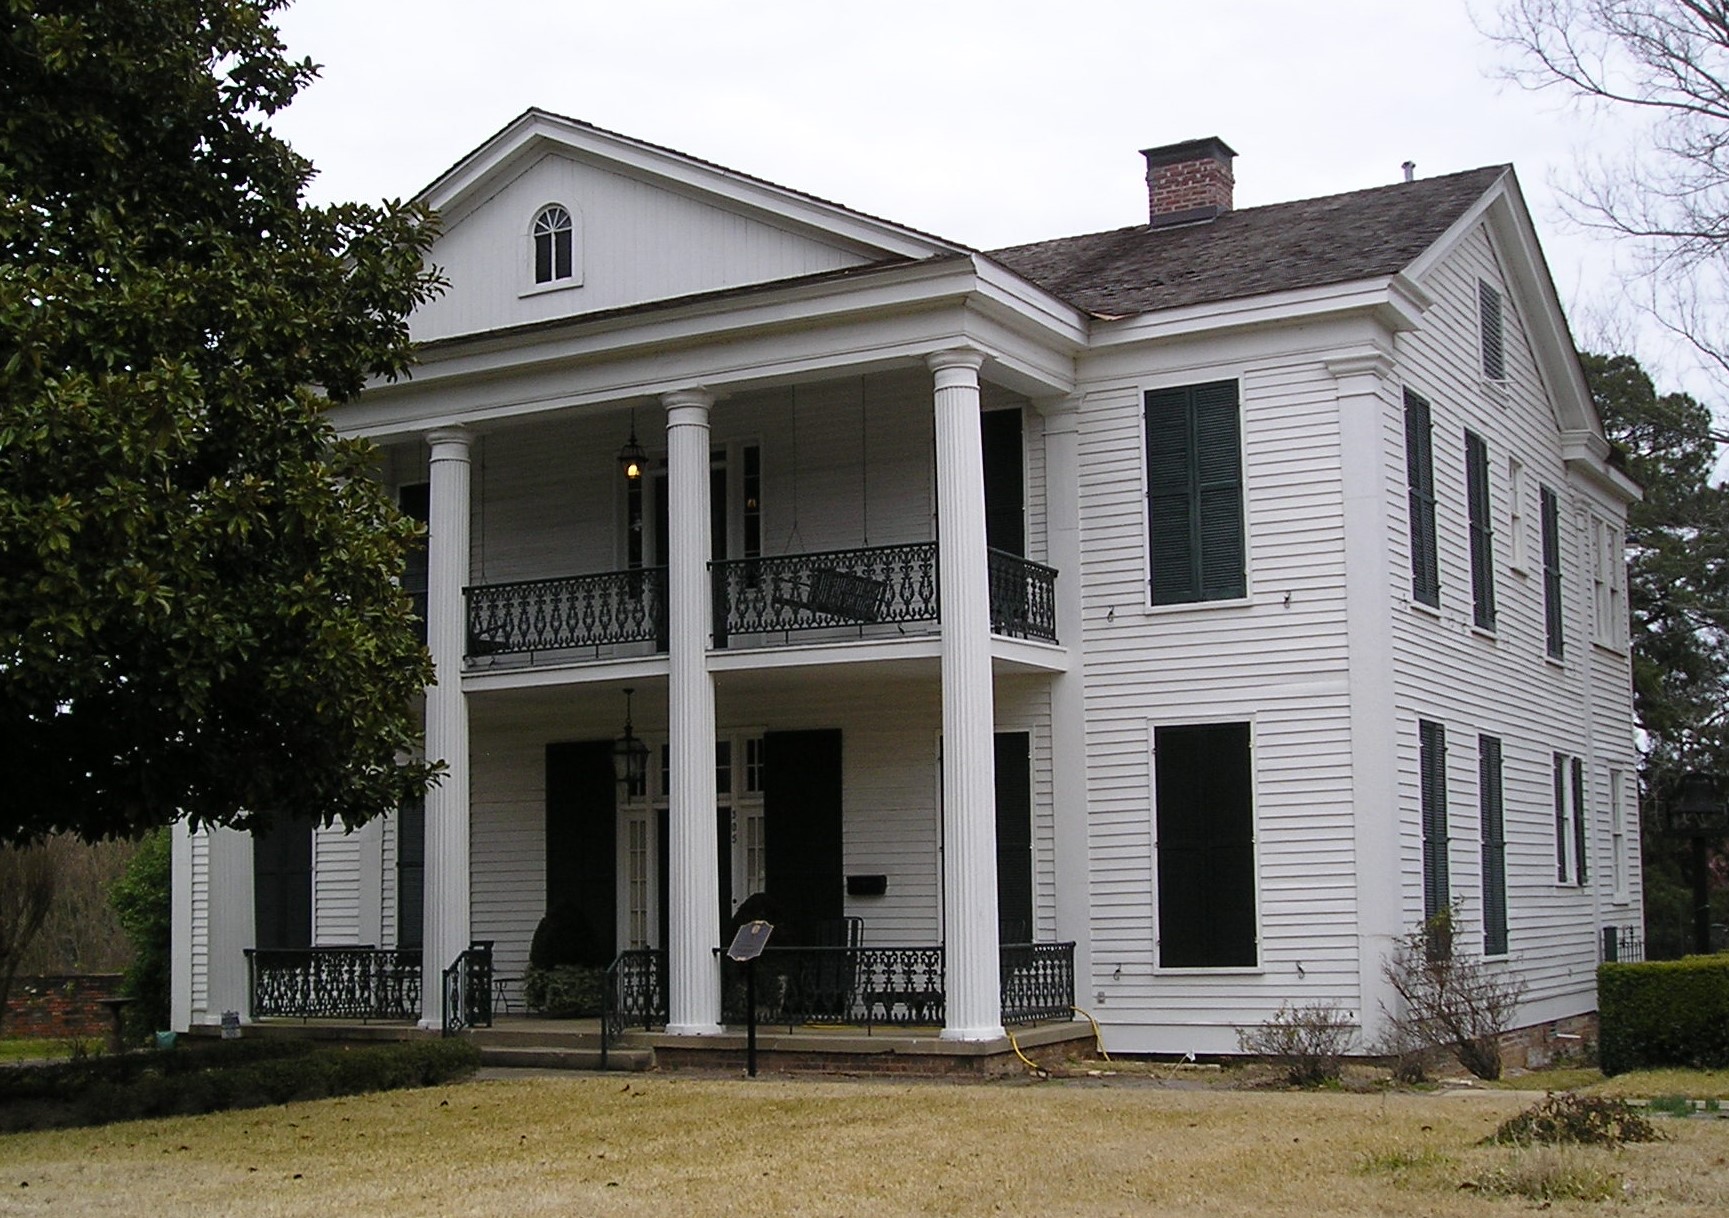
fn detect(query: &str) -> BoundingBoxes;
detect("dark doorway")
[763,729,844,946]
[545,741,617,964]
[995,732,1033,943]
[253,818,313,950]
[982,409,1025,556]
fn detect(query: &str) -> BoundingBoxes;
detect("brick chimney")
[1142,137,1237,228]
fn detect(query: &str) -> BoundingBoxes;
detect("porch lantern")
[612,687,650,790]
[618,410,647,482]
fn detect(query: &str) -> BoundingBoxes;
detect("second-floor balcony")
[462,542,1057,662]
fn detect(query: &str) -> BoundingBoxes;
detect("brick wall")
[1148,157,1234,221]
[3,974,126,1039]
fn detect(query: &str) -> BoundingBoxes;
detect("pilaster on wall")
[930,348,1005,1042]
[1037,394,1092,998]
[204,826,255,1026]
[421,426,473,1026]
[1328,349,1401,1040]
[663,389,723,1036]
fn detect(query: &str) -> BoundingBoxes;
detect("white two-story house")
[171,112,1640,1057]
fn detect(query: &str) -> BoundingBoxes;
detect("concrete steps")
[469,1026,654,1072]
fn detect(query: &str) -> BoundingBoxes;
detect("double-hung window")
[1465,430,1496,630]
[1405,390,1440,607]
[1145,381,1245,605]
[1554,752,1587,885]
[1154,722,1256,967]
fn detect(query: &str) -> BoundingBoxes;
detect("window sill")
[519,277,584,299]
[1141,594,1253,617]
[1470,625,1498,643]
[1591,638,1628,658]
[1407,598,1442,620]
[1482,378,1510,405]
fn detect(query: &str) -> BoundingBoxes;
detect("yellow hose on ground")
[1004,1026,1047,1077]
[1071,1005,1110,1061]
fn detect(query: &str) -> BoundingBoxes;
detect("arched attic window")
[532,204,574,284]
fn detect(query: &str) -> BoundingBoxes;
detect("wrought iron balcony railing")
[987,548,1059,643]
[246,946,422,1022]
[710,542,940,647]
[999,940,1076,1025]
[464,567,667,658]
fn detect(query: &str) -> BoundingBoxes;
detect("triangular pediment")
[410,109,965,343]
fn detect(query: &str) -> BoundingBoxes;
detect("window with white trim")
[1554,752,1587,886]
[1153,722,1256,967]
[1591,514,1625,649]
[1610,768,1631,904]
[1479,735,1507,956]
[1508,457,1528,574]
[1465,430,1496,630]
[1420,720,1449,924]
[532,204,575,285]
[1405,390,1440,607]
[1144,381,1245,605]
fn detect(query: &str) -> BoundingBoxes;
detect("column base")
[940,1023,1007,1043]
[664,1022,726,1037]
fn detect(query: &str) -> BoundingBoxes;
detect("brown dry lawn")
[0,1073,1726,1217]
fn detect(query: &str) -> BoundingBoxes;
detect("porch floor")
[224,1014,1097,1077]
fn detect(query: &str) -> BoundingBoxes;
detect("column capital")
[927,348,986,380]
[661,388,715,425]
[1324,347,1395,388]
[426,426,474,460]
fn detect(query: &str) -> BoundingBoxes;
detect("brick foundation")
[1498,1011,1600,1071]
[3,974,126,1040]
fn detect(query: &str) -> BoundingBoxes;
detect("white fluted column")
[421,426,472,1026]
[664,389,723,1035]
[930,349,1004,1041]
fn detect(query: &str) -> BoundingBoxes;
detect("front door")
[763,729,844,946]
[545,741,617,965]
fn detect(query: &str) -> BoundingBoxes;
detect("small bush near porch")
[6,1073,1728,1216]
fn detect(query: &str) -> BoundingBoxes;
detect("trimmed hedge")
[1598,955,1729,1075]
[0,1037,480,1132]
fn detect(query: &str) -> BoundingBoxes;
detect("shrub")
[0,1037,480,1132]
[109,828,171,1040]
[1598,955,1729,1075]
[1486,1093,1662,1147]
[528,901,609,970]
[1236,1002,1356,1085]
[1381,907,1524,1080]
[522,964,606,1016]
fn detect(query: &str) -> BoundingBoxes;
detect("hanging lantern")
[612,687,650,790]
[618,410,647,482]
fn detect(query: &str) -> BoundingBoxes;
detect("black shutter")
[396,795,425,951]
[1154,723,1255,968]
[1405,391,1440,606]
[1145,381,1243,605]
[763,729,844,946]
[545,741,617,966]
[1465,431,1496,630]
[1479,280,1506,380]
[1419,720,1449,924]
[1542,487,1563,658]
[994,732,1033,943]
[1572,756,1588,885]
[1479,736,1507,955]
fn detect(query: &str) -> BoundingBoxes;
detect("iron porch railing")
[987,549,1059,643]
[463,568,667,658]
[1000,941,1075,1025]
[600,949,669,1068]
[1600,924,1645,963]
[246,946,421,1022]
[441,941,495,1036]
[710,542,940,647]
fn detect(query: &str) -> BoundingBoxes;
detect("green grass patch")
[0,1037,97,1063]
[1466,1147,1623,1202]
[1586,1066,1729,1100]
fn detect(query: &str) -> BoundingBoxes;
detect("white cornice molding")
[1086,277,1422,349]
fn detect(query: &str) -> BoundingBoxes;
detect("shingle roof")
[988,165,1508,319]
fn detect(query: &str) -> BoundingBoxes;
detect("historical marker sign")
[728,920,773,962]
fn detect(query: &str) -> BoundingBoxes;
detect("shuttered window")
[1573,756,1589,885]
[1405,390,1440,607]
[1479,735,1507,956]
[1541,486,1564,658]
[1154,722,1256,968]
[1420,720,1449,925]
[1479,280,1506,380]
[1145,381,1245,605]
[1465,431,1496,630]
[1554,752,1570,882]
[396,794,425,951]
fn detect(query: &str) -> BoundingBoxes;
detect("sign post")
[726,920,773,1077]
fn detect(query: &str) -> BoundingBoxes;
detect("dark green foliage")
[529,901,609,970]
[0,1,441,843]
[522,964,607,1017]
[1486,1092,1662,1147]
[108,827,171,1038]
[0,1036,479,1131]
[1581,354,1729,958]
[1598,955,1729,1074]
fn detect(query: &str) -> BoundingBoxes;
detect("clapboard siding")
[1388,224,1637,1013]
[413,152,877,343]
[311,825,361,945]
[189,830,209,1015]
[1074,348,1362,1046]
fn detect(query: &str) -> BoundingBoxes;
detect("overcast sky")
[268,0,1708,399]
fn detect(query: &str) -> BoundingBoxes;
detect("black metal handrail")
[600,949,668,1068]
[1600,924,1645,964]
[245,946,421,1022]
[1000,941,1075,1025]
[987,549,1059,643]
[464,568,667,658]
[441,941,494,1036]
[711,542,940,646]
